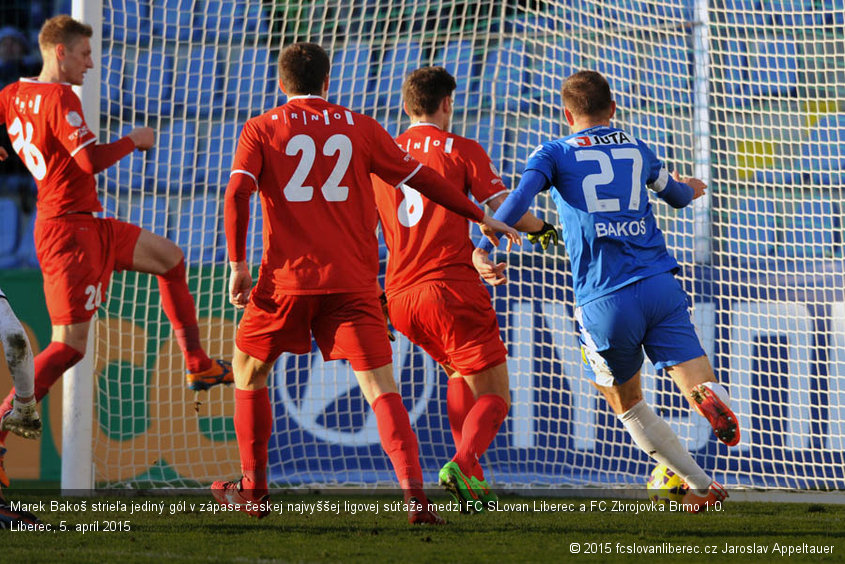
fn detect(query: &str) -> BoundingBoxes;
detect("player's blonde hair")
[562,71,613,118]
[38,15,92,52]
[402,67,456,116]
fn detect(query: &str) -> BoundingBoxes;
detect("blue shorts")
[575,272,705,386]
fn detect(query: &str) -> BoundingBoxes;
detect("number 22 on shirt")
[282,133,352,202]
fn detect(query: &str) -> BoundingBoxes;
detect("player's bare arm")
[673,170,706,200]
[228,261,252,310]
[472,248,508,286]
[0,147,7,161]
[479,214,520,251]
[127,127,155,150]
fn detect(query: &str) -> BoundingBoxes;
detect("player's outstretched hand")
[229,261,252,309]
[479,214,521,251]
[0,147,7,161]
[128,127,155,151]
[472,248,508,286]
[526,221,559,251]
[673,170,706,200]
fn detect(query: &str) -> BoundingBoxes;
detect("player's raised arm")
[477,169,549,251]
[368,119,520,248]
[403,164,521,249]
[641,141,706,209]
[486,192,558,250]
[72,126,153,174]
[672,170,706,200]
[472,168,550,285]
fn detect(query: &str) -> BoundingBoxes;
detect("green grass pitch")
[3,490,843,563]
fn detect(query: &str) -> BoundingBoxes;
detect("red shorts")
[236,290,393,371]
[387,279,507,376]
[35,214,142,325]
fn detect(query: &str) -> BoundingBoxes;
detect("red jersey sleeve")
[48,87,97,157]
[461,139,508,206]
[225,120,261,262]
[367,117,422,187]
[230,118,264,183]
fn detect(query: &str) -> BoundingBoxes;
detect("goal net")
[89,0,845,491]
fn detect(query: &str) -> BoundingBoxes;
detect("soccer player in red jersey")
[215,43,519,525]
[0,15,233,486]
[372,67,556,510]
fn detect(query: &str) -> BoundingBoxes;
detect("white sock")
[0,300,34,399]
[619,400,712,492]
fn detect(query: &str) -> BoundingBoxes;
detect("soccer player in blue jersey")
[474,70,739,512]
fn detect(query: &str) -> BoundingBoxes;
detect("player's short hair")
[278,42,330,96]
[402,66,456,116]
[38,15,92,51]
[562,71,613,118]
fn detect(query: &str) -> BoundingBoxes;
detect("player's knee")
[161,240,185,273]
[233,349,272,389]
[500,393,512,411]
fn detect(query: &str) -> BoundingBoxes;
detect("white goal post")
[64,0,845,493]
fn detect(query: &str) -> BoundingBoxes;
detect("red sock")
[157,259,211,373]
[234,387,271,497]
[447,376,475,451]
[0,341,83,443]
[452,394,508,479]
[371,392,424,497]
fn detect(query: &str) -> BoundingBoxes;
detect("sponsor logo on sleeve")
[66,111,83,127]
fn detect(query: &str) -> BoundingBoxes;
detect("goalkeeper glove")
[526,222,559,251]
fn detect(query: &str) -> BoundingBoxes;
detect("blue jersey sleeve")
[523,143,557,183]
[476,168,549,253]
[639,140,694,209]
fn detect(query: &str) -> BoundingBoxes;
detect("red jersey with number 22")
[374,124,508,292]
[0,79,100,219]
[231,96,422,295]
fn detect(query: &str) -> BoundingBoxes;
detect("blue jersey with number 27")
[481,125,690,306]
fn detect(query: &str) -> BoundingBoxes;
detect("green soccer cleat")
[438,461,484,513]
[472,477,498,506]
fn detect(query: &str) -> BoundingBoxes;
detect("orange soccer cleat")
[682,481,728,513]
[211,478,271,518]
[407,497,445,525]
[187,359,234,391]
[690,383,740,446]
